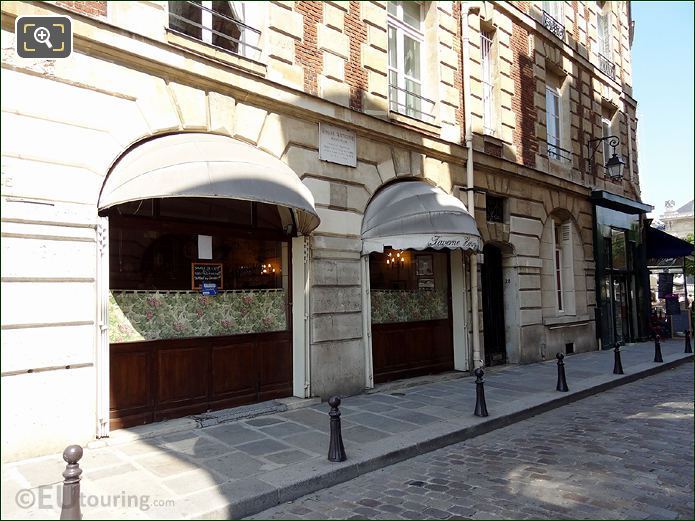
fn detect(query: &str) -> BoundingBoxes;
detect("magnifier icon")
[33,26,52,49]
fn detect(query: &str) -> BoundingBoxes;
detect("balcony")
[546,141,572,165]
[598,53,616,81]
[542,10,565,40]
[168,1,262,61]
[388,82,436,124]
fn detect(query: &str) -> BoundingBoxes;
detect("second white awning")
[361,181,481,254]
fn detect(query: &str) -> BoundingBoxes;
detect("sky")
[631,1,694,218]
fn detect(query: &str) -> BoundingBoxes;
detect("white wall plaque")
[319,123,357,167]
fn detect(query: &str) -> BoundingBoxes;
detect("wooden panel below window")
[110,331,292,429]
[371,319,453,384]
[258,335,293,402]
[109,346,153,429]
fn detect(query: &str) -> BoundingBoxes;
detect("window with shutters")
[554,222,564,311]
[168,1,262,61]
[552,219,576,315]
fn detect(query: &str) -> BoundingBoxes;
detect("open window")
[168,1,262,60]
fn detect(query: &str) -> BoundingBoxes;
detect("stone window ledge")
[388,111,441,135]
[165,29,266,77]
[544,314,592,329]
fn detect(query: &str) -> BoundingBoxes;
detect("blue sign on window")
[201,282,217,296]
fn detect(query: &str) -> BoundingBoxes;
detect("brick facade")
[511,21,537,168]
[295,1,323,96]
[344,1,368,111]
[55,1,106,17]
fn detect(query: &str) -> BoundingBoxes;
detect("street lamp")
[586,135,625,181]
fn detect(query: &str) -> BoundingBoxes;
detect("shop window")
[611,228,627,270]
[107,198,289,343]
[111,230,285,291]
[369,249,449,324]
[387,1,435,123]
[486,195,505,223]
[168,1,262,60]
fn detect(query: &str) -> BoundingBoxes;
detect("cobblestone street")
[250,364,694,520]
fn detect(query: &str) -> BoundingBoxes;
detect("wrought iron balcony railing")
[546,141,572,164]
[542,10,565,40]
[388,82,436,124]
[169,1,262,61]
[598,53,616,81]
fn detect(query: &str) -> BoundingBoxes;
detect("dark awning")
[646,226,694,259]
[590,190,653,214]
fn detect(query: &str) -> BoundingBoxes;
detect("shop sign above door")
[319,123,357,167]
[426,234,481,251]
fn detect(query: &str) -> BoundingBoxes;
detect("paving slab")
[1,339,691,520]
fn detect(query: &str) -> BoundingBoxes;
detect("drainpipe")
[462,2,482,369]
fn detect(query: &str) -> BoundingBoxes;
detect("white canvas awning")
[98,133,320,234]
[361,181,481,254]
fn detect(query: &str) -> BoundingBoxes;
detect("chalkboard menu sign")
[191,262,223,290]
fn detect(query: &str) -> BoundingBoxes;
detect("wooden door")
[482,244,507,365]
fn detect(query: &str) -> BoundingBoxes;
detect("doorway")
[482,244,506,365]
[369,249,454,383]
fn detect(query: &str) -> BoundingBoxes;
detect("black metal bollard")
[60,445,83,520]
[556,353,569,392]
[654,335,663,363]
[613,345,624,375]
[473,367,489,417]
[685,330,692,354]
[327,396,347,462]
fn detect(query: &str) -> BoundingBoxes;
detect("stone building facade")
[659,200,694,240]
[1,0,643,461]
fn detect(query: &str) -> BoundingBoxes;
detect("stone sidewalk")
[1,339,691,520]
